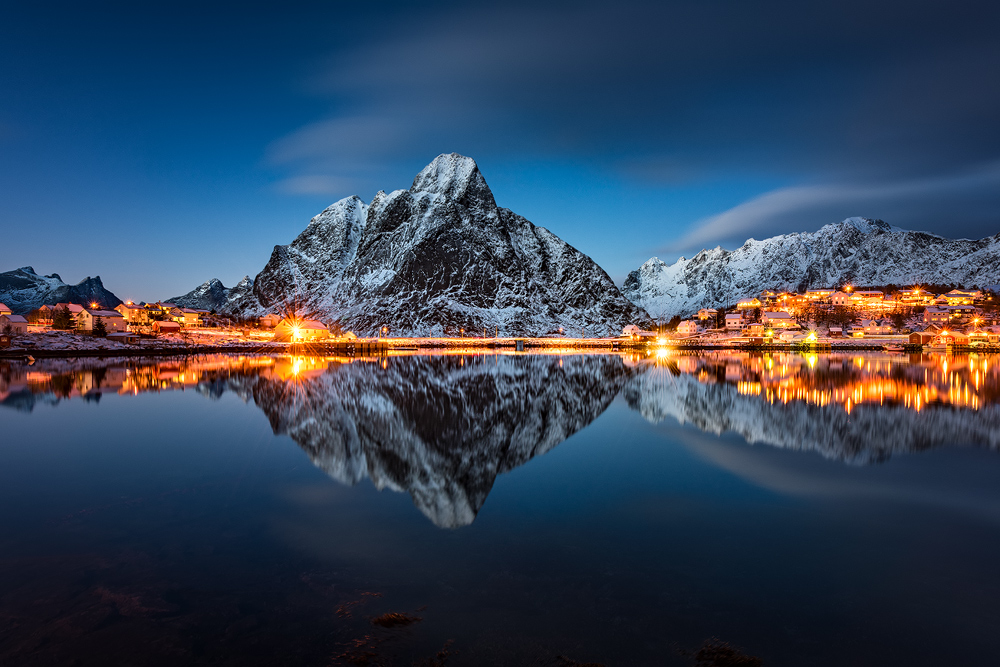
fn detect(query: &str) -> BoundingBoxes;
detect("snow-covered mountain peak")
[224,154,648,335]
[410,153,496,211]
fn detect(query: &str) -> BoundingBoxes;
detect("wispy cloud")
[668,161,1000,253]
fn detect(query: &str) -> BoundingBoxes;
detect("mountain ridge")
[623,217,1000,318]
[0,266,122,314]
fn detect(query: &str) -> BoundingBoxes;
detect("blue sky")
[2,0,999,300]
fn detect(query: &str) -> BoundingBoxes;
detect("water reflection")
[4,350,1000,523]
[625,350,1000,463]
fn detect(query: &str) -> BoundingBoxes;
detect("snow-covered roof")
[1,314,28,323]
[0,302,9,311]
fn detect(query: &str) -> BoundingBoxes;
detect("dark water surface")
[2,351,1000,666]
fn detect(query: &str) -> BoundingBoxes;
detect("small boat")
[883,344,906,352]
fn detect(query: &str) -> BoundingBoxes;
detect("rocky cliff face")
[623,217,1000,318]
[215,354,635,528]
[166,276,254,312]
[240,153,649,335]
[0,266,122,314]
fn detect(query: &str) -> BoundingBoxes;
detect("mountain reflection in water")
[3,350,999,524]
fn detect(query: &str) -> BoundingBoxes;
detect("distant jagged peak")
[18,266,36,275]
[820,216,903,235]
[410,153,497,211]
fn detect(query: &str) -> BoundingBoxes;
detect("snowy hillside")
[0,266,122,314]
[623,217,1000,318]
[230,153,649,336]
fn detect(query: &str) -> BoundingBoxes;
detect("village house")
[759,290,779,304]
[0,314,29,334]
[828,326,843,338]
[259,313,282,328]
[736,298,762,310]
[830,291,852,306]
[55,303,85,316]
[677,320,699,335]
[153,320,181,334]
[909,325,942,345]
[696,308,718,322]
[171,308,203,327]
[805,288,835,302]
[899,288,934,304]
[0,303,11,317]
[923,307,951,325]
[945,304,977,322]
[273,319,331,342]
[27,305,53,324]
[745,323,765,337]
[76,308,127,333]
[725,313,744,330]
[761,311,796,328]
[853,290,885,304]
[861,319,894,335]
[939,289,980,306]
[115,302,150,325]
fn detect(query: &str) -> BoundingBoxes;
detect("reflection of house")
[761,311,795,328]
[725,314,744,330]
[677,320,699,335]
[0,314,28,334]
[76,309,127,332]
[273,319,330,342]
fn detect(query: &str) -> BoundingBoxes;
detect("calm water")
[2,351,1000,666]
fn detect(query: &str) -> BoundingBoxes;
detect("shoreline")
[2,338,994,359]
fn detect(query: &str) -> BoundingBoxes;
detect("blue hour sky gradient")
[2,0,999,300]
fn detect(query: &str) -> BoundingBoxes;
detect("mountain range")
[166,276,255,312]
[184,153,649,335]
[623,217,1000,318]
[0,266,122,315]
